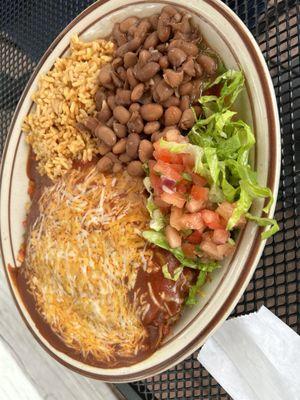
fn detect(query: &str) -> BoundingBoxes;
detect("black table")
[0,1,299,398]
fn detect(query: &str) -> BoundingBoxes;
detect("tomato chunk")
[170,206,183,230]
[177,180,191,195]
[192,173,207,186]
[182,154,194,169]
[212,229,229,245]
[150,172,162,195]
[200,241,222,260]
[154,196,170,211]
[187,230,202,244]
[180,212,206,230]
[186,198,206,213]
[161,192,186,208]
[201,210,225,230]
[153,142,183,164]
[154,160,183,181]
[182,243,196,259]
[216,201,246,227]
[191,186,209,201]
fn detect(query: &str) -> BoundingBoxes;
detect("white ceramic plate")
[0,0,280,382]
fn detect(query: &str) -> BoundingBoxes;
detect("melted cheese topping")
[24,165,153,363]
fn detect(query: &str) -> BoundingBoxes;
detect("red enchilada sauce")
[12,152,196,368]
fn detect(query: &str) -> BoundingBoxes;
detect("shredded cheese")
[24,166,154,364]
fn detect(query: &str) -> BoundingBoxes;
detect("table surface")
[0,1,299,399]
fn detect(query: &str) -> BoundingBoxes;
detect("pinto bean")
[164,106,182,126]
[131,19,151,48]
[97,156,113,172]
[98,142,111,156]
[135,62,160,82]
[151,130,165,142]
[169,39,199,56]
[179,81,193,96]
[127,160,144,177]
[119,153,132,163]
[112,57,123,69]
[159,55,169,69]
[127,111,144,134]
[163,69,184,88]
[168,48,187,67]
[182,58,196,77]
[113,106,130,124]
[180,95,190,111]
[157,12,171,42]
[162,5,181,19]
[95,89,106,110]
[162,96,181,108]
[140,103,164,121]
[193,105,202,118]
[194,61,204,78]
[179,108,196,130]
[155,80,174,103]
[98,64,112,86]
[126,133,140,158]
[124,52,138,68]
[190,79,202,102]
[107,95,116,110]
[149,49,162,63]
[144,31,159,49]
[112,23,127,46]
[144,121,161,135]
[139,140,154,162]
[197,54,217,76]
[116,37,141,56]
[106,116,115,129]
[96,100,112,123]
[120,16,139,33]
[112,138,127,154]
[131,83,145,102]
[115,89,132,106]
[166,225,182,248]
[95,125,117,147]
[129,103,141,113]
[149,14,159,30]
[127,67,139,88]
[113,121,127,138]
[138,49,152,66]
[84,116,99,133]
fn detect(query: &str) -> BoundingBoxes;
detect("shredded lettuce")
[162,264,183,281]
[143,177,165,231]
[245,213,279,240]
[186,271,207,305]
[188,69,277,236]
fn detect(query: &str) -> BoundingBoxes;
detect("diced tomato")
[200,241,222,260]
[154,160,183,181]
[192,173,207,186]
[191,186,209,201]
[216,201,235,221]
[182,154,194,169]
[201,241,235,261]
[150,172,163,195]
[161,192,186,208]
[216,202,246,227]
[180,212,206,231]
[212,229,230,245]
[182,243,196,259]
[187,230,202,244]
[217,243,235,258]
[177,180,191,195]
[186,198,206,213]
[170,206,183,230]
[154,196,171,211]
[201,210,225,230]
[153,142,183,164]
[171,164,185,173]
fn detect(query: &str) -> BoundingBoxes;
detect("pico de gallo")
[142,70,278,304]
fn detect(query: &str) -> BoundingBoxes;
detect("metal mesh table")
[0,1,299,399]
